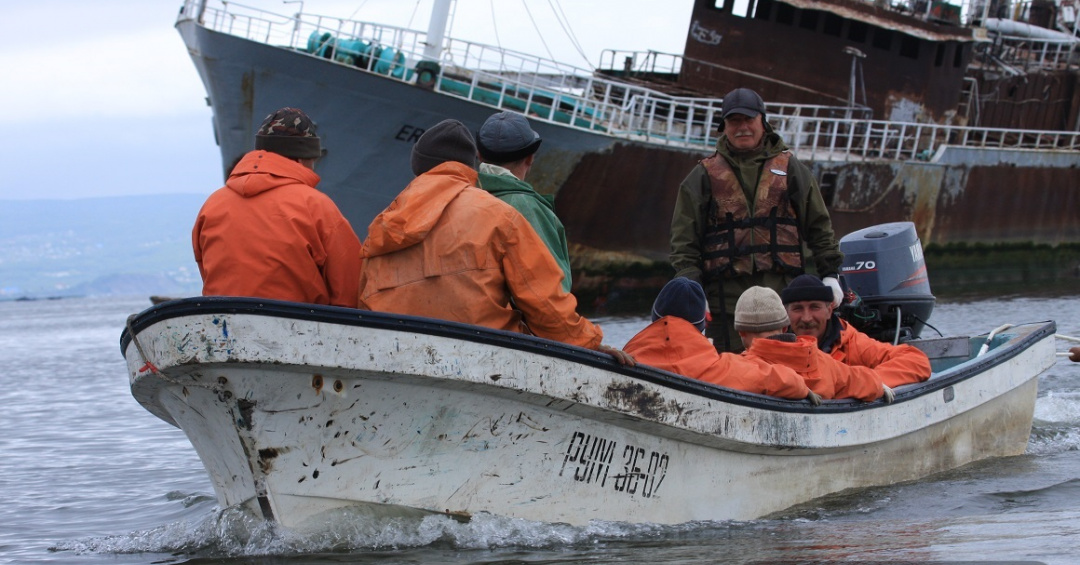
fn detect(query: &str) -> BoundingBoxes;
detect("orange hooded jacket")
[193,150,362,307]
[828,318,932,388]
[623,316,811,400]
[358,162,602,350]
[745,334,885,401]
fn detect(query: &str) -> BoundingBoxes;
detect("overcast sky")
[1,0,694,201]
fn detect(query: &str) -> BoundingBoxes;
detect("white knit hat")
[734,286,790,332]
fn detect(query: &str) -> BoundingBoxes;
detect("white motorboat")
[121,296,1055,528]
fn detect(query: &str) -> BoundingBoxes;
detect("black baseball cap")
[721,88,766,120]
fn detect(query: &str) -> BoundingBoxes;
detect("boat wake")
[55,503,743,558]
[54,505,756,557]
[1030,390,1080,455]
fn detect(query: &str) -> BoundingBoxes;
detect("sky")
[1,0,694,201]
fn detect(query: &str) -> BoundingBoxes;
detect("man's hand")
[1070,346,1080,363]
[599,344,636,366]
[823,275,843,309]
[882,384,896,404]
[806,390,823,406]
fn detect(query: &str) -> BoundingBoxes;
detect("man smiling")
[782,274,931,389]
[670,87,843,354]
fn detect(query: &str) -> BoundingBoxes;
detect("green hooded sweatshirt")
[478,164,573,292]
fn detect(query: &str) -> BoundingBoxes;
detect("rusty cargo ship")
[177,0,1080,284]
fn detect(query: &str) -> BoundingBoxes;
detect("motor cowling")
[838,222,934,343]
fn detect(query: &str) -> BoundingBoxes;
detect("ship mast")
[423,0,453,62]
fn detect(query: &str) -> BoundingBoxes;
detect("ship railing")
[181,1,878,139]
[612,92,875,146]
[179,0,689,133]
[984,34,1080,71]
[598,50,684,75]
[180,1,1078,159]
[607,90,1078,158]
[772,116,1080,161]
[598,49,855,108]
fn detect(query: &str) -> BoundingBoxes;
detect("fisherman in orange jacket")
[735,286,893,402]
[782,274,931,388]
[623,278,820,403]
[193,107,362,307]
[358,119,633,365]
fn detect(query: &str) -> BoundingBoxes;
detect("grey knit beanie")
[411,119,478,176]
[734,286,790,332]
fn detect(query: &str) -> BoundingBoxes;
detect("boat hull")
[122,298,1053,527]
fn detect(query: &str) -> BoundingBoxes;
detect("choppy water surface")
[1,293,1078,564]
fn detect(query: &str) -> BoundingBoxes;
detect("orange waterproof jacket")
[358,162,603,350]
[745,335,885,401]
[828,318,932,388]
[193,150,362,307]
[624,316,811,399]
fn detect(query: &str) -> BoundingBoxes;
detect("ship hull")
[179,18,1080,265]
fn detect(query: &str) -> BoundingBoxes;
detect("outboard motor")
[838,222,934,343]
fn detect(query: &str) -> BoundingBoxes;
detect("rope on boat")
[1055,334,1080,343]
[125,314,221,391]
[126,314,160,375]
[892,306,902,346]
[977,323,1013,357]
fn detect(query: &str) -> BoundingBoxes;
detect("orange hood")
[225,150,321,198]
[364,162,479,256]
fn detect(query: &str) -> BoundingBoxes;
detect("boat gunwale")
[120,296,1055,415]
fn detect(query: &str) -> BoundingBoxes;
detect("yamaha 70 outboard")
[838,222,935,343]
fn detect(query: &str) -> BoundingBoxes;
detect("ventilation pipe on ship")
[417,0,453,90]
[423,0,453,61]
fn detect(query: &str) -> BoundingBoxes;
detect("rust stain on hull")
[558,152,1079,267]
[555,142,703,262]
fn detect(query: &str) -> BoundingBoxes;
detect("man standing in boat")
[670,87,843,353]
[358,119,634,365]
[476,111,573,292]
[782,274,931,388]
[193,107,362,307]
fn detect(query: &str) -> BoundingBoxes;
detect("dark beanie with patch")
[781,274,834,305]
[411,119,478,176]
[651,277,709,332]
[254,107,323,159]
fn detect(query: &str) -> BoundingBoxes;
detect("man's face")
[723,113,765,151]
[786,300,833,340]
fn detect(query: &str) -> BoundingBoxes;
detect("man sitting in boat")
[623,277,820,404]
[193,107,362,307]
[782,274,931,388]
[736,286,893,403]
[357,119,634,365]
[476,111,572,292]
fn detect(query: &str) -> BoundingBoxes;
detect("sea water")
[1,293,1078,564]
